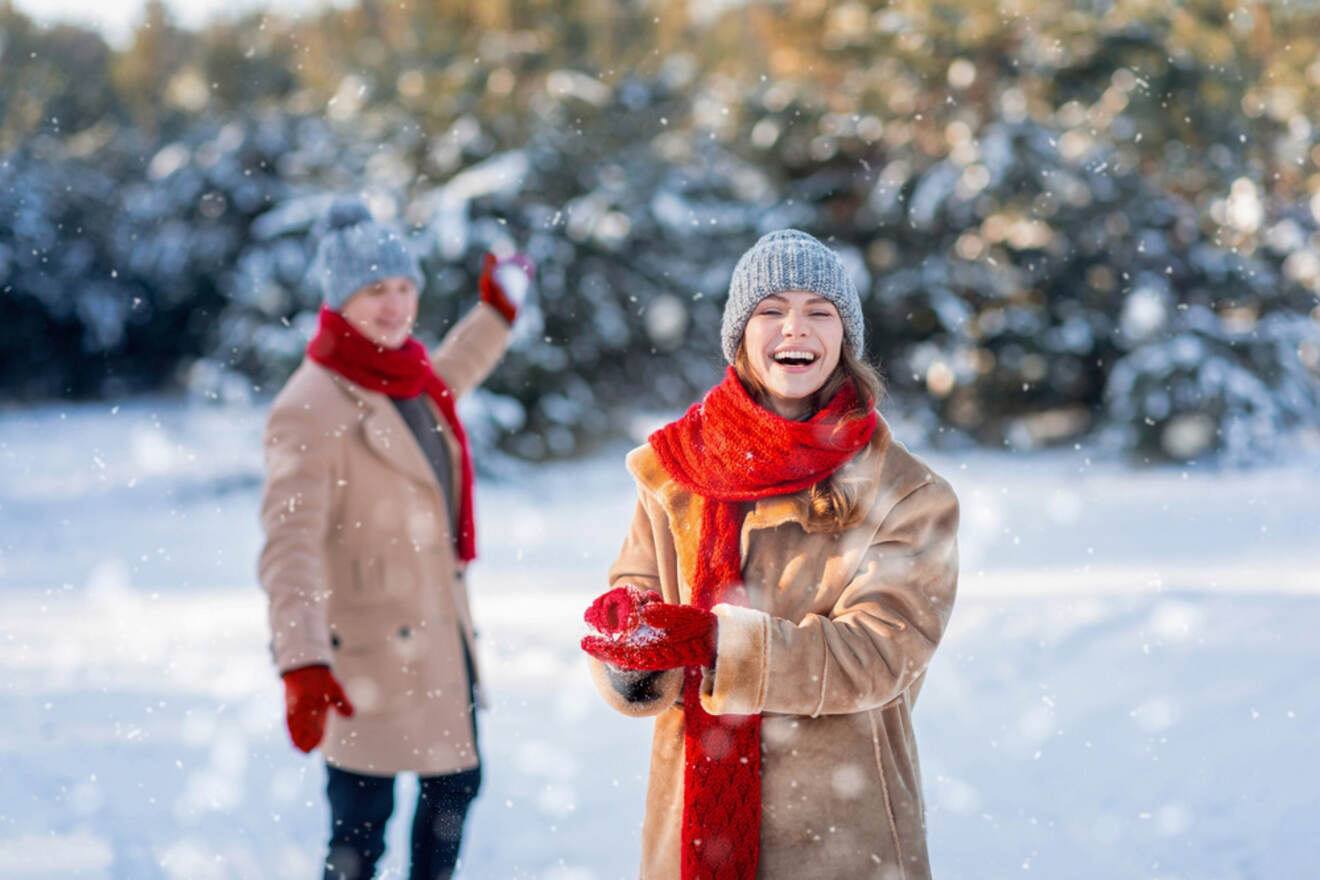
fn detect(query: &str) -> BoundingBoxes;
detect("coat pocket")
[759,713,904,869]
[330,550,424,607]
[329,605,425,717]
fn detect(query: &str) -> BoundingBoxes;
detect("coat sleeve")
[429,302,512,398]
[701,478,959,717]
[587,495,685,717]
[257,400,337,673]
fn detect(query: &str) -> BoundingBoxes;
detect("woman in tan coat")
[581,230,959,880]
[258,197,532,880]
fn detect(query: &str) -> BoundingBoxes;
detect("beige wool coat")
[258,303,509,776]
[589,424,960,880]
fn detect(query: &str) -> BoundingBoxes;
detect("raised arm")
[429,303,512,398]
[429,251,531,396]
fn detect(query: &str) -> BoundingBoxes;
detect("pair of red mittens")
[580,584,716,671]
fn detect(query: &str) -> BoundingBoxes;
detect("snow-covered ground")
[1,398,1317,880]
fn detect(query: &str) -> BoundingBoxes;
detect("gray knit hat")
[721,229,864,363]
[306,197,425,310]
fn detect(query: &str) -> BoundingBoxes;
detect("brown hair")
[733,340,886,531]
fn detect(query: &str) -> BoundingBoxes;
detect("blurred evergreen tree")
[1,0,1317,462]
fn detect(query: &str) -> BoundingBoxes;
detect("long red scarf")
[306,306,478,563]
[648,367,878,880]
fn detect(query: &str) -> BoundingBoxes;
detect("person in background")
[258,196,533,880]
[580,230,960,879]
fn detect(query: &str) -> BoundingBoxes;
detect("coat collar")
[627,415,893,551]
[317,364,442,490]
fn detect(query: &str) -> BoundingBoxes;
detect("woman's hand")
[584,583,662,635]
[581,589,717,671]
[282,664,355,753]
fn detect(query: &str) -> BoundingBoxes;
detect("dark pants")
[323,647,481,880]
[322,762,482,880]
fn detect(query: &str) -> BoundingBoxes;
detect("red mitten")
[581,601,717,671]
[282,665,355,753]
[583,584,662,635]
[479,251,536,325]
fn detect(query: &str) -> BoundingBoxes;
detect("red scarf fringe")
[649,367,878,880]
[306,306,478,563]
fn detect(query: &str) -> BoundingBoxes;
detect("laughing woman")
[581,230,959,880]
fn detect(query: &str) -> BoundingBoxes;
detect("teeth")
[773,350,817,364]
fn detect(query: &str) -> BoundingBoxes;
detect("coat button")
[398,626,412,639]
[330,633,341,650]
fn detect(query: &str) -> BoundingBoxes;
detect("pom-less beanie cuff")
[307,196,425,311]
[720,229,864,363]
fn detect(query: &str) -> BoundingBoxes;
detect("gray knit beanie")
[306,197,425,311]
[721,229,864,363]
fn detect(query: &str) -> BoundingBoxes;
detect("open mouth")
[772,349,818,367]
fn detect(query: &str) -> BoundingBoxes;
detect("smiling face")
[741,290,845,419]
[339,276,420,349]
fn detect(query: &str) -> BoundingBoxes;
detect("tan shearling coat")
[258,303,509,776]
[589,425,959,880]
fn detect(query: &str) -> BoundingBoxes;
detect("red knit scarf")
[306,306,478,563]
[649,367,878,880]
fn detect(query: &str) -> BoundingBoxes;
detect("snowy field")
[1,398,1317,880]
